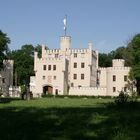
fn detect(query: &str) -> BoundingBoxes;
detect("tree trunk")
[26,86,30,100]
[136,79,140,95]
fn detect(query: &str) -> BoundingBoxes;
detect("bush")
[114,91,138,108]
[115,91,129,105]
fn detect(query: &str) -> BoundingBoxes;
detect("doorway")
[43,85,53,95]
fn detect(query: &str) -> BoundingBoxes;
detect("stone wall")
[69,87,107,96]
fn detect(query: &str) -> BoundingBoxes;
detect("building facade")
[0,60,14,96]
[30,36,131,97]
[30,36,98,97]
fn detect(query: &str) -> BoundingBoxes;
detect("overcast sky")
[0,0,140,53]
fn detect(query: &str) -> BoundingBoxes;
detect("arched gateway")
[43,85,53,95]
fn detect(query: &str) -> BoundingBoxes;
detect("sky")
[0,0,140,53]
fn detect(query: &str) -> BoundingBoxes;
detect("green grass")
[0,97,140,140]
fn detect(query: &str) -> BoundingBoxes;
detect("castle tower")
[60,36,71,51]
[60,15,71,51]
[113,59,125,67]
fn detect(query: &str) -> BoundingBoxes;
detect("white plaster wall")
[33,57,66,96]
[69,87,107,96]
[99,68,107,87]
[70,50,91,87]
[106,67,130,96]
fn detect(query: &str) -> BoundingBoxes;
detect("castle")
[0,60,13,96]
[0,60,21,97]
[30,36,131,97]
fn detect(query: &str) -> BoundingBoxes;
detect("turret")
[113,59,125,67]
[34,51,38,71]
[60,36,71,51]
[41,44,47,58]
[88,42,93,66]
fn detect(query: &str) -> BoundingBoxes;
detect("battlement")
[3,60,14,64]
[107,66,130,71]
[38,57,62,62]
[71,49,88,53]
[45,48,89,54]
[99,67,107,70]
[46,49,60,54]
[112,59,125,67]
[70,86,106,90]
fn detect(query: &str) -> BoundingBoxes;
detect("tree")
[8,44,34,86]
[35,44,42,58]
[126,34,140,95]
[114,46,126,59]
[99,51,115,67]
[99,53,112,67]
[0,30,10,69]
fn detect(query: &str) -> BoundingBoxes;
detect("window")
[43,76,45,80]
[43,65,46,70]
[81,74,84,80]
[2,78,5,83]
[73,74,77,80]
[71,83,74,87]
[113,87,116,92]
[124,75,127,81]
[124,87,127,92]
[54,76,56,80]
[74,62,77,68]
[74,53,77,58]
[55,54,58,58]
[81,62,85,68]
[113,75,116,81]
[48,65,51,70]
[53,65,56,70]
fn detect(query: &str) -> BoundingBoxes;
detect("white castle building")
[30,35,131,97]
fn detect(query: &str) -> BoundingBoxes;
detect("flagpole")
[65,15,67,36]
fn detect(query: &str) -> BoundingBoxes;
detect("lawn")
[0,97,140,140]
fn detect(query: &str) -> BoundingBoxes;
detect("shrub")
[114,91,138,108]
[115,91,129,105]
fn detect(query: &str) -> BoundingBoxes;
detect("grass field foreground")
[0,97,140,140]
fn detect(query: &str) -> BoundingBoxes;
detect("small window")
[113,75,116,81]
[48,65,51,70]
[81,62,85,68]
[43,65,46,70]
[124,75,127,81]
[71,83,74,87]
[124,87,127,92]
[74,62,77,68]
[74,53,77,58]
[53,65,56,70]
[73,74,77,80]
[54,76,56,80]
[2,78,5,83]
[43,76,45,80]
[55,54,58,58]
[81,74,84,80]
[113,87,116,92]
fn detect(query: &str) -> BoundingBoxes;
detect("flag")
[63,18,67,26]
